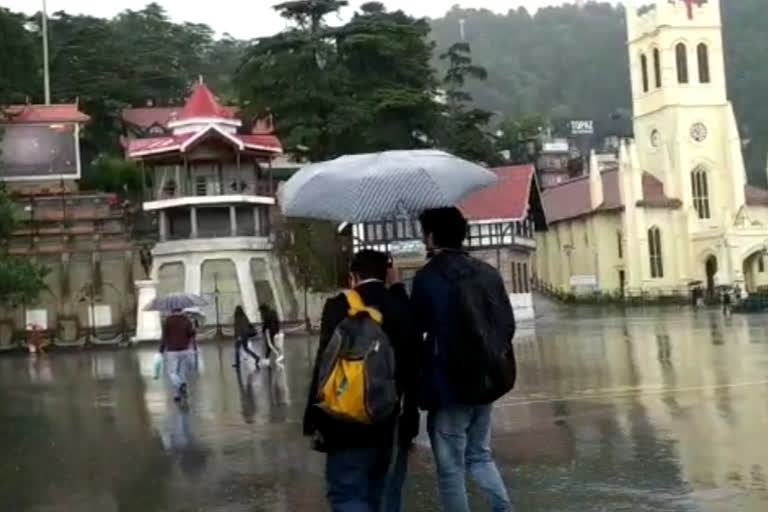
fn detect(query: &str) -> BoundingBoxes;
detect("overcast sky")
[0,0,584,39]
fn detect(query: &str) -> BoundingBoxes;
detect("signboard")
[0,124,79,179]
[570,120,594,136]
[570,275,598,288]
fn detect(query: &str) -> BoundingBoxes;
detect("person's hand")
[311,431,326,452]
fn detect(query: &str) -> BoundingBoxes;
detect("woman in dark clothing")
[233,306,260,369]
[259,303,282,364]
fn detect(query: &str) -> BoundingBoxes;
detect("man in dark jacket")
[160,309,196,402]
[411,207,513,512]
[303,250,420,512]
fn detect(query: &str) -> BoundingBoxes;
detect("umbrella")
[279,149,497,222]
[182,307,206,319]
[144,293,208,312]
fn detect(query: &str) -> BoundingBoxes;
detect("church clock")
[690,122,708,143]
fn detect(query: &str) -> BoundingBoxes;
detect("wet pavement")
[3,305,768,511]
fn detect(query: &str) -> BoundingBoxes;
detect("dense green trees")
[2,3,247,166]
[0,187,49,305]
[2,1,768,181]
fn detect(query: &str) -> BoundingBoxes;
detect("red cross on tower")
[677,0,708,20]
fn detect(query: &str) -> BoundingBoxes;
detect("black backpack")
[437,253,517,404]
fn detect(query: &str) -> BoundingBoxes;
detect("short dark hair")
[350,250,389,281]
[419,207,468,249]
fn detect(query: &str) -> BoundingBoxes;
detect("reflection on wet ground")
[3,306,768,510]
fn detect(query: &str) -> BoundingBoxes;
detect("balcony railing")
[150,178,274,201]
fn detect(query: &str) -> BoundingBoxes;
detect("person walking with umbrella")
[146,293,208,402]
[160,308,196,402]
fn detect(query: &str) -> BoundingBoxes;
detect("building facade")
[536,0,768,297]
[123,82,293,339]
[352,165,546,321]
[0,104,139,348]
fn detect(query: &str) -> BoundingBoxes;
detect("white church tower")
[622,0,756,291]
[627,0,746,219]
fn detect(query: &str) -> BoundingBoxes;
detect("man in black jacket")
[412,208,514,512]
[303,250,420,512]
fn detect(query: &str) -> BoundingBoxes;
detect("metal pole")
[42,0,51,105]
[214,273,222,337]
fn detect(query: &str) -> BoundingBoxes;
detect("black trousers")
[234,336,260,367]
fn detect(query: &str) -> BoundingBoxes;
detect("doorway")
[619,270,626,297]
[705,256,718,297]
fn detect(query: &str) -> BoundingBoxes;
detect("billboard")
[570,120,594,136]
[0,124,79,179]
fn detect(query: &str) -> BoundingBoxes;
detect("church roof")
[1,104,89,124]
[542,169,680,225]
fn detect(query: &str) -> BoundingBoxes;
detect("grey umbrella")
[278,150,497,222]
[144,293,208,313]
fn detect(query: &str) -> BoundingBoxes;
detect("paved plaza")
[3,305,768,510]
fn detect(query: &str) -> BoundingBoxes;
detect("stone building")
[536,0,768,297]
[0,104,138,348]
[122,82,294,340]
[352,164,546,321]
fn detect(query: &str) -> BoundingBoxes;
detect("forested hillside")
[3,1,768,183]
[430,0,768,184]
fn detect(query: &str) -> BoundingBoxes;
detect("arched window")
[648,227,664,279]
[640,53,649,92]
[691,167,711,219]
[697,43,710,83]
[653,48,662,88]
[676,43,689,84]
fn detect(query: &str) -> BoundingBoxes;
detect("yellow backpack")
[315,290,398,424]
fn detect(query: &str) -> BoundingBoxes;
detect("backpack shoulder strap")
[344,289,383,324]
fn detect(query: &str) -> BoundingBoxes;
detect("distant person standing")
[259,303,283,367]
[160,309,196,402]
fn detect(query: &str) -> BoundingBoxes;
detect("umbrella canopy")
[144,293,208,313]
[182,307,207,319]
[279,150,497,222]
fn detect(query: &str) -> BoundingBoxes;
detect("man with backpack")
[303,250,420,512]
[412,207,516,512]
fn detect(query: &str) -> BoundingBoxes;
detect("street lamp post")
[213,273,222,337]
[42,0,51,105]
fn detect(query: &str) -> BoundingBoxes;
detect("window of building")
[676,43,689,84]
[648,227,664,279]
[641,53,649,92]
[653,48,662,88]
[759,256,765,274]
[617,231,623,259]
[691,167,711,219]
[511,261,531,294]
[163,179,177,198]
[697,43,710,83]
[195,176,207,196]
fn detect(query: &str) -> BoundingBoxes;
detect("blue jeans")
[326,444,391,512]
[427,404,512,512]
[165,349,195,395]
